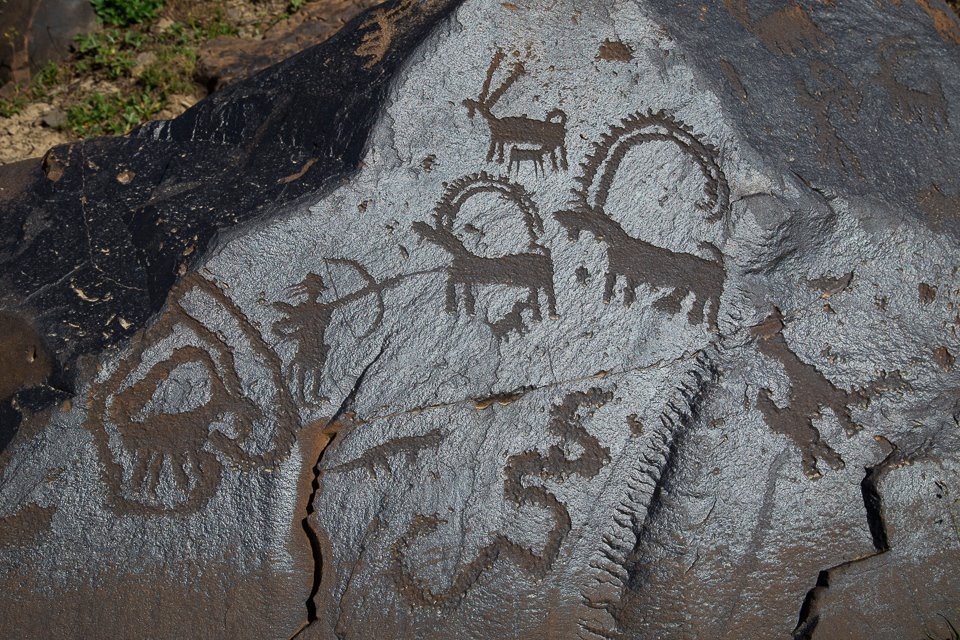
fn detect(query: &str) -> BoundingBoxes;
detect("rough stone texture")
[196,0,381,91]
[0,0,99,86]
[1,0,960,638]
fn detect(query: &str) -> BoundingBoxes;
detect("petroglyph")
[325,430,445,477]
[392,388,612,607]
[578,354,718,639]
[508,146,547,175]
[723,0,832,55]
[877,37,948,130]
[463,49,568,171]
[554,110,728,328]
[752,310,864,480]
[86,274,298,515]
[797,60,863,172]
[415,173,557,338]
[272,259,401,407]
[355,0,449,68]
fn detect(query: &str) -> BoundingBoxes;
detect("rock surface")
[0,0,99,86]
[195,0,381,91]
[2,0,960,638]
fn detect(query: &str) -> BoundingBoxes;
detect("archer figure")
[272,260,387,407]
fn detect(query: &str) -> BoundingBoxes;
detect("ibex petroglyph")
[554,207,722,328]
[463,49,568,171]
[413,221,557,320]
[556,110,730,328]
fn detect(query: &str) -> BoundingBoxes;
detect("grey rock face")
[2,0,960,638]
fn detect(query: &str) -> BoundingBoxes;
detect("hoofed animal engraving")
[86,274,298,515]
[508,146,547,175]
[463,48,568,171]
[392,388,612,607]
[415,173,557,336]
[326,430,446,478]
[354,0,450,69]
[555,110,729,328]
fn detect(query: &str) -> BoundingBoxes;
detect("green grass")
[92,0,165,26]
[54,8,237,136]
[74,29,145,79]
[66,92,164,137]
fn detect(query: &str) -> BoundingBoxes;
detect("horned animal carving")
[463,49,568,171]
[555,110,731,328]
[555,207,723,327]
[414,173,557,330]
[509,147,546,175]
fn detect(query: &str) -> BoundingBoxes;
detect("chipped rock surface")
[1,0,960,638]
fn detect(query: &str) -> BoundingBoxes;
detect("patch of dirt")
[0,102,72,165]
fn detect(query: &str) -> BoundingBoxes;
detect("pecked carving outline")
[86,273,299,515]
[414,171,558,339]
[463,48,569,173]
[391,388,612,607]
[554,109,729,328]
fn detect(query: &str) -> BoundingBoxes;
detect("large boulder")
[1,0,959,638]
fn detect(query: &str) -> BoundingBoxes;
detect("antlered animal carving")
[463,49,568,171]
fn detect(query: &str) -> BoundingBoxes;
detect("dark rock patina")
[1,1,959,638]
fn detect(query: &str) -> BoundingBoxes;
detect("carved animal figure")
[508,146,546,175]
[412,221,557,320]
[554,207,723,327]
[463,49,568,170]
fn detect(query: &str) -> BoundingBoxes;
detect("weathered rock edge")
[0,0,462,451]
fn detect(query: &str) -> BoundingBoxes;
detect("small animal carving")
[463,48,568,171]
[508,146,547,175]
